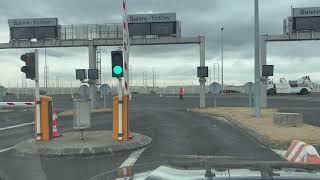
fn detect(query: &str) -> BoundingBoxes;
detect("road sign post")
[249,88,252,108]
[104,92,106,108]
[100,84,111,108]
[244,82,254,108]
[209,82,221,108]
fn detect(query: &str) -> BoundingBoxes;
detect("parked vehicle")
[267,76,313,95]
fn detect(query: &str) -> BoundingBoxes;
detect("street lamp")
[254,0,261,117]
[213,63,219,84]
[221,27,224,95]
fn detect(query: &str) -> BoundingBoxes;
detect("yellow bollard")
[112,95,128,141]
[34,96,53,141]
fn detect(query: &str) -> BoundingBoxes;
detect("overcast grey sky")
[0,0,320,88]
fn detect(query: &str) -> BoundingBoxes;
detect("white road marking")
[307,99,320,102]
[279,107,320,110]
[286,97,320,102]
[0,122,34,131]
[0,146,14,153]
[129,107,187,110]
[120,148,146,168]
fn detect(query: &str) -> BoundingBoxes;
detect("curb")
[202,112,320,151]
[13,132,152,158]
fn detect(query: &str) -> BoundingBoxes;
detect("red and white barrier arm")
[0,102,34,108]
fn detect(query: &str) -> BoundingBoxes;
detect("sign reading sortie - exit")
[128,13,176,23]
[8,18,58,27]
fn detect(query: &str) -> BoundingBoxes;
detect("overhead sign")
[8,18,58,28]
[8,18,59,40]
[292,7,320,17]
[128,13,176,23]
[128,13,180,37]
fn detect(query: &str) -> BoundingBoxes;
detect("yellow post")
[112,96,119,140]
[34,96,53,142]
[112,95,129,141]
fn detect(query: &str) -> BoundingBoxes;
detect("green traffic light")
[113,65,123,75]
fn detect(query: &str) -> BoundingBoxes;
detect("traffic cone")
[52,111,60,137]
[128,130,133,139]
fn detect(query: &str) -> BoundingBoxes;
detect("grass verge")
[192,107,320,147]
[0,109,14,113]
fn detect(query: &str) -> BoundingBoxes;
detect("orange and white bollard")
[285,140,320,164]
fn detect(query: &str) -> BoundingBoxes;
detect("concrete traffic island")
[13,131,152,157]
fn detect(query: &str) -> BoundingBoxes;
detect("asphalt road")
[0,94,319,179]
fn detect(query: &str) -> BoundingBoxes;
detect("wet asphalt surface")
[0,93,319,180]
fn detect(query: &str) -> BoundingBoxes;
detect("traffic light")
[20,53,36,79]
[111,51,123,77]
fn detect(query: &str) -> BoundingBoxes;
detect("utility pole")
[213,65,216,83]
[221,27,224,95]
[143,71,148,94]
[218,63,220,85]
[152,67,155,93]
[61,79,64,95]
[209,69,212,84]
[254,0,261,117]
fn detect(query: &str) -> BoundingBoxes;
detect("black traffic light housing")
[111,51,124,77]
[197,66,208,77]
[88,69,99,80]
[76,69,87,81]
[20,53,35,79]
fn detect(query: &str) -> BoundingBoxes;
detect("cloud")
[1,0,320,87]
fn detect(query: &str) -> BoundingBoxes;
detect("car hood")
[88,156,320,180]
[128,165,320,180]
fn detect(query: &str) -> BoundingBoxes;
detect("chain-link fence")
[59,24,123,40]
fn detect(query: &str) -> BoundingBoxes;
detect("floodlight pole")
[254,0,261,117]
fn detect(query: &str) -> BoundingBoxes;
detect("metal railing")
[59,24,123,40]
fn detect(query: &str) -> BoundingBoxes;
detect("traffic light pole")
[35,49,41,140]
[117,77,123,140]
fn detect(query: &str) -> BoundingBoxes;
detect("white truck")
[267,76,313,95]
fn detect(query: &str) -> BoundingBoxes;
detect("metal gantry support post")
[35,49,41,140]
[260,35,267,108]
[199,36,206,109]
[254,0,261,117]
[88,45,97,108]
